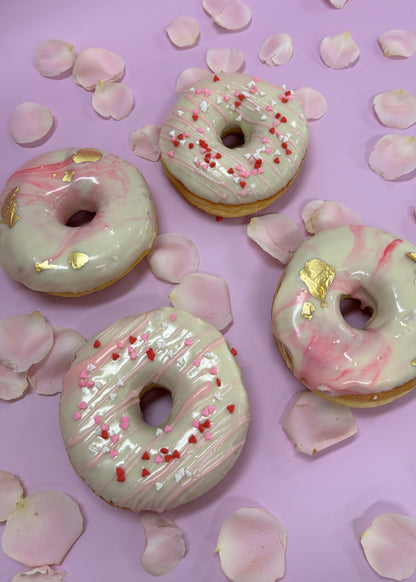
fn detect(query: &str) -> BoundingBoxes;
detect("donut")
[159,72,309,218]
[59,307,250,512]
[0,148,157,296]
[271,225,416,408]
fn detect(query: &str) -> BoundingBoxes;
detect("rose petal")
[374,89,416,130]
[166,16,200,48]
[361,513,416,580]
[92,81,133,120]
[328,0,348,7]
[28,327,86,396]
[282,390,357,455]
[293,87,327,120]
[9,103,53,145]
[378,29,416,58]
[320,31,360,69]
[169,273,232,330]
[140,512,185,576]
[2,490,83,567]
[175,67,211,94]
[146,233,199,283]
[369,134,416,180]
[0,363,28,401]
[202,0,226,16]
[216,507,287,582]
[33,40,75,78]
[130,125,161,161]
[209,0,252,31]
[259,33,293,66]
[72,47,125,90]
[247,214,303,264]
[206,47,245,73]
[12,566,66,582]
[0,312,54,373]
[302,200,363,233]
[0,470,24,522]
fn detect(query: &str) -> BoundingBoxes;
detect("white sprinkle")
[177,109,184,116]
[87,363,96,372]
[175,468,185,483]
[162,321,168,329]
[244,153,251,160]
[116,379,124,387]
[95,427,101,435]
[260,90,266,96]
[255,105,261,111]
[226,84,231,90]
[156,428,163,436]
[167,349,174,358]
[204,352,214,359]
[247,80,255,88]
[200,100,208,113]
[217,97,223,104]
[155,482,163,491]
[185,469,192,477]
[157,339,167,349]
[271,100,277,106]
[109,392,117,401]
[102,445,110,454]
[169,130,176,137]
[242,90,250,97]
[95,381,102,390]
[236,115,242,121]
[372,395,378,400]
[261,114,267,120]
[177,356,185,365]
[214,391,222,400]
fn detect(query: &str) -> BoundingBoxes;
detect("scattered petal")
[378,30,416,58]
[33,40,75,78]
[28,327,86,396]
[361,513,416,580]
[259,33,293,66]
[169,273,232,330]
[175,67,211,94]
[130,125,161,161]
[0,470,24,522]
[205,0,251,31]
[140,512,186,576]
[2,490,83,567]
[216,507,287,582]
[72,47,125,90]
[92,81,133,120]
[302,200,363,233]
[293,87,327,120]
[374,89,416,130]
[166,16,200,48]
[206,47,245,73]
[0,363,28,401]
[320,31,360,69]
[12,566,66,582]
[369,134,416,180]
[202,0,226,16]
[0,312,53,373]
[328,0,348,7]
[9,103,53,145]
[247,214,303,264]
[146,233,199,283]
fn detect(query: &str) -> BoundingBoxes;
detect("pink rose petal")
[293,87,327,120]
[0,470,24,522]
[146,233,199,283]
[72,47,125,90]
[11,566,66,582]
[259,33,294,66]
[216,507,287,582]
[202,0,226,16]
[33,40,75,78]
[247,214,303,264]
[0,312,53,373]
[320,31,360,69]
[9,103,53,145]
[140,512,185,576]
[28,327,86,396]
[378,30,416,58]
[361,513,416,580]
[283,390,357,455]
[328,0,348,7]
[369,134,416,180]
[92,81,133,120]
[0,363,28,401]
[130,125,161,162]
[169,273,232,330]
[166,16,200,48]
[175,67,211,94]
[2,490,83,567]
[206,47,245,74]
[302,200,363,233]
[374,89,416,130]
[205,0,251,31]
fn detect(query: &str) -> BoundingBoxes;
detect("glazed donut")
[159,72,309,218]
[0,148,157,296]
[271,225,416,408]
[59,307,250,513]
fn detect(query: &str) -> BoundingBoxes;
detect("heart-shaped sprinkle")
[141,451,150,460]
[79,380,86,387]
[73,411,81,420]
[142,468,150,478]
[94,340,101,348]
[129,336,137,344]
[140,333,148,341]
[193,358,201,366]
[112,353,119,361]
[189,434,197,444]
[227,404,235,414]
[110,449,118,458]
[80,370,88,379]
[155,482,163,491]
[164,425,172,433]
[209,366,218,375]
[192,419,199,428]
[111,434,119,443]
[78,401,87,409]
[205,431,213,441]
[94,416,101,424]
[155,454,163,463]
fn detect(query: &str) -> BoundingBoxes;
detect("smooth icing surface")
[59,307,250,513]
[271,226,416,397]
[159,73,308,206]
[0,148,157,295]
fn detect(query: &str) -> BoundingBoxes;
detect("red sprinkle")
[282,142,287,149]
[281,116,287,123]
[203,420,211,428]
[112,353,120,361]
[189,143,194,149]
[215,152,222,159]
[235,101,241,108]
[240,181,246,188]
[142,468,150,478]
[173,140,179,147]
[216,216,223,222]
[192,114,199,121]
[198,424,205,433]
[274,157,280,164]
[216,378,221,387]
[231,348,238,356]
[94,340,101,348]
[210,161,216,168]
[101,430,109,439]
[281,97,288,103]
[213,75,220,82]
[199,139,208,148]
[238,94,245,101]
[269,127,275,134]
[177,133,184,140]
[129,336,137,344]
[116,467,125,482]
[227,404,235,414]
[254,158,262,169]
[227,168,234,174]
[160,447,169,454]
[286,149,292,155]
[285,90,291,96]
[146,348,155,361]
[189,434,197,444]
[165,455,173,462]
[275,112,281,119]
[141,451,150,460]
[172,450,180,459]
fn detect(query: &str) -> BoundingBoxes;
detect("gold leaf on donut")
[72,148,103,164]
[62,170,75,182]
[406,252,416,262]
[69,252,89,270]
[411,358,416,367]
[300,259,335,307]
[0,186,20,228]
[301,302,316,320]
[35,259,58,273]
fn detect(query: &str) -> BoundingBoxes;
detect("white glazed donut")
[271,225,416,407]
[159,72,309,217]
[59,307,250,512]
[0,148,157,296]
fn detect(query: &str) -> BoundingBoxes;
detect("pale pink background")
[1,1,416,580]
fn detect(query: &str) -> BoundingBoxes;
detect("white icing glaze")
[0,148,157,295]
[160,73,308,206]
[271,226,416,397]
[59,307,250,513]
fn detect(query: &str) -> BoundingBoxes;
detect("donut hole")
[66,210,97,227]
[340,297,373,330]
[140,385,173,427]
[220,125,246,149]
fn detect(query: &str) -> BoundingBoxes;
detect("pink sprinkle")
[101,424,109,431]
[111,434,119,443]
[170,313,177,321]
[164,425,172,433]
[185,132,190,137]
[94,416,101,424]
[262,137,268,143]
[73,411,81,420]
[78,401,87,409]
[185,338,192,346]
[204,88,211,96]
[168,151,174,157]
[128,346,137,360]
[86,380,94,388]
[155,454,163,463]
[209,366,218,375]
[208,406,216,414]
[274,119,280,126]
[239,170,250,178]
[234,91,239,97]
[224,95,230,101]
[78,379,86,387]
[195,160,200,168]
[110,449,118,458]
[265,148,271,154]
[193,358,201,366]
[197,128,204,133]
[117,341,124,349]
[140,333,148,341]
[121,416,129,430]
[202,407,210,416]
[192,419,199,428]
[205,431,213,441]
[251,169,258,175]
[266,105,273,111]
[196,89,202,95]
[258,168,265,174]
[202,163,209,171]
[80,370,88,379]
[236,164,242,171]
[200,147,207,154]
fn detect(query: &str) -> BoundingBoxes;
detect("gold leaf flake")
[0,186,20,228]
[69,252,89,270]
[62,170,75,182]
[300,258,335,307]
[72,148,102,164]
[35,259,58,273]
[411,358,416,367]
[406,252,416,262]
[301,302,316,320]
